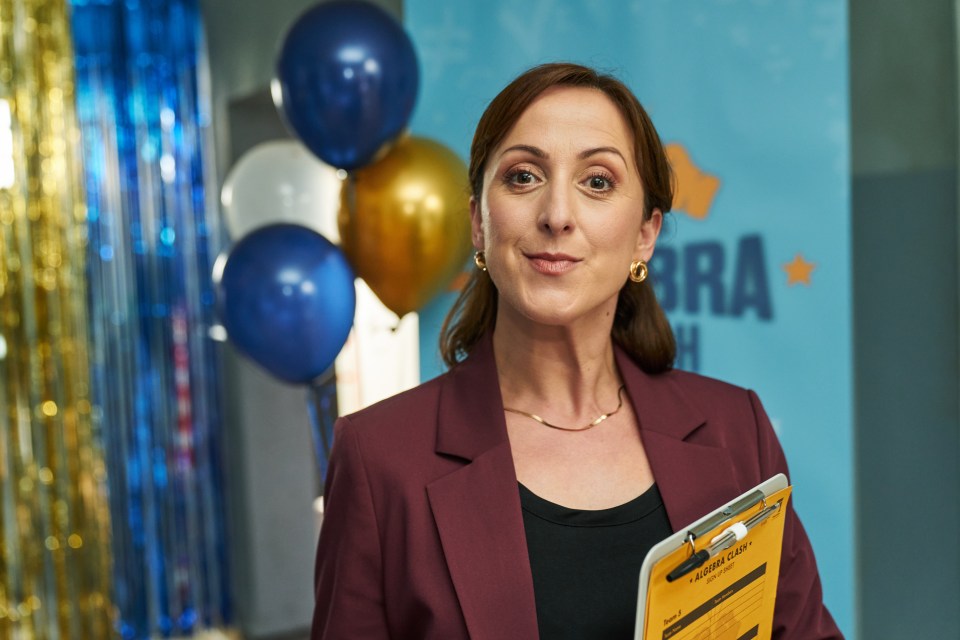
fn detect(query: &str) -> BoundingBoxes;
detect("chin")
[521,309,578,327]
[493,274,620,327]
[509,293,612,329]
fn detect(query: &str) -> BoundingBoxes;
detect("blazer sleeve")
[311,416,390,639]
[748,390,844,640]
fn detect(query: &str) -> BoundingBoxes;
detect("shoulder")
[336,373,446,444]
[330,371,459,475]
[632,364,771,454]
[616,345,754,407]
[661,368,761,414]
[631,356,762,417]
[660,367,749,396]
[615,348,767,437]
[343,374,444,425]
[669,367,769,429]
[328,370,473,499]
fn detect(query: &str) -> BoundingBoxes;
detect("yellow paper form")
[640,486,792,640]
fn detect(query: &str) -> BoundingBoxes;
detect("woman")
[311,63,842,639]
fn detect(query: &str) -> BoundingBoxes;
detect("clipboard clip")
[666,492,781,583]
[679,489,764,553]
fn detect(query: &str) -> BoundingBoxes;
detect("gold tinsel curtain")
[0,0,113,638]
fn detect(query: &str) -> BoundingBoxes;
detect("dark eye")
[511,171,536,185]
[585,173,615,191]
[502,168,541,190]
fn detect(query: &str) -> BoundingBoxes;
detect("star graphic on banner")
[665,143,721,220]
[783,254,816,286]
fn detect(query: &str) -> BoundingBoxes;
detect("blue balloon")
[218,224,356,384]
[274,0,419,170]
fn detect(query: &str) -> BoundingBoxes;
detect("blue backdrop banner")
[406,1,853,636]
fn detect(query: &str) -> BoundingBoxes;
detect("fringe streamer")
[0,0,113,637]
[71,0,231,636]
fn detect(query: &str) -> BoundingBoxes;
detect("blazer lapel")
[615,347,741,531]
[427,334,539,640]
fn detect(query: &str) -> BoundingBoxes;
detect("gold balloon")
[339,136,473,317]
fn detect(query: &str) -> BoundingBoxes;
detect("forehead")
[498,86,634,157]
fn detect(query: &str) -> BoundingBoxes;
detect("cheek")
[595,219,641,259]
[482,197,525,245]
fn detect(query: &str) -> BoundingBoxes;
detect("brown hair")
[439,62,676,373]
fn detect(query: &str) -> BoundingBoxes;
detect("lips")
[524,252,581,275]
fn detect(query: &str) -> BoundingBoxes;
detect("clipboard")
[634,474,791,640]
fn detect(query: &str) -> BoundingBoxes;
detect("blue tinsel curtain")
[69,0,231,637]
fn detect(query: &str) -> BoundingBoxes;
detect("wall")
[851,0,960,637]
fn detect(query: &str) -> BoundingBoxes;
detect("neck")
[492,305,621,420]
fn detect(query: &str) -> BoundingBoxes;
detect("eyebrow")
[577,146,627,164]
[499,144,628,165]
[500,144,547,158]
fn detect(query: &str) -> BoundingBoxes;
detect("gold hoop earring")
[629,259,648,283]
[474,250,487,271]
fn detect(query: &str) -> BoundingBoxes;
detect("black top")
[519,483,673,640]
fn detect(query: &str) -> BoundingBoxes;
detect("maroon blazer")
[311,335,843,639]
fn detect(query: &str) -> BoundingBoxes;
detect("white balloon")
[221,140,343,241]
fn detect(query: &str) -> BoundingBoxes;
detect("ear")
[634,208,662,262]
[469,196,485,250]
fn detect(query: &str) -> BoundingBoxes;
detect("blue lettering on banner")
[684,241,726,315]
[650,234,775,373]
[730,235,772,320]
[651,234,773,321]
[674,323,700,371]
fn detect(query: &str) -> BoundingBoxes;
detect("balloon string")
[342,172,358,261]
[345,171,357,215]
[306,367,339,491]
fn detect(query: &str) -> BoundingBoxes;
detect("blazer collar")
[435,331,509,461]
[434,334,712,459]
[430,333,539,638]
[614,346,740,530]
[613,344,706,440]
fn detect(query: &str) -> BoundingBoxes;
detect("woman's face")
[471,86,662,329]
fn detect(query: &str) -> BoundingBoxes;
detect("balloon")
[217,224,356,384]
[338,136,473,317]
[221,140,343,241]
[273,0,419,170]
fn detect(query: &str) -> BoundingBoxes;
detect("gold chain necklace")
[503,385,626,432]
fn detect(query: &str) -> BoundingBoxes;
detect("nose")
[537,184,576,234]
